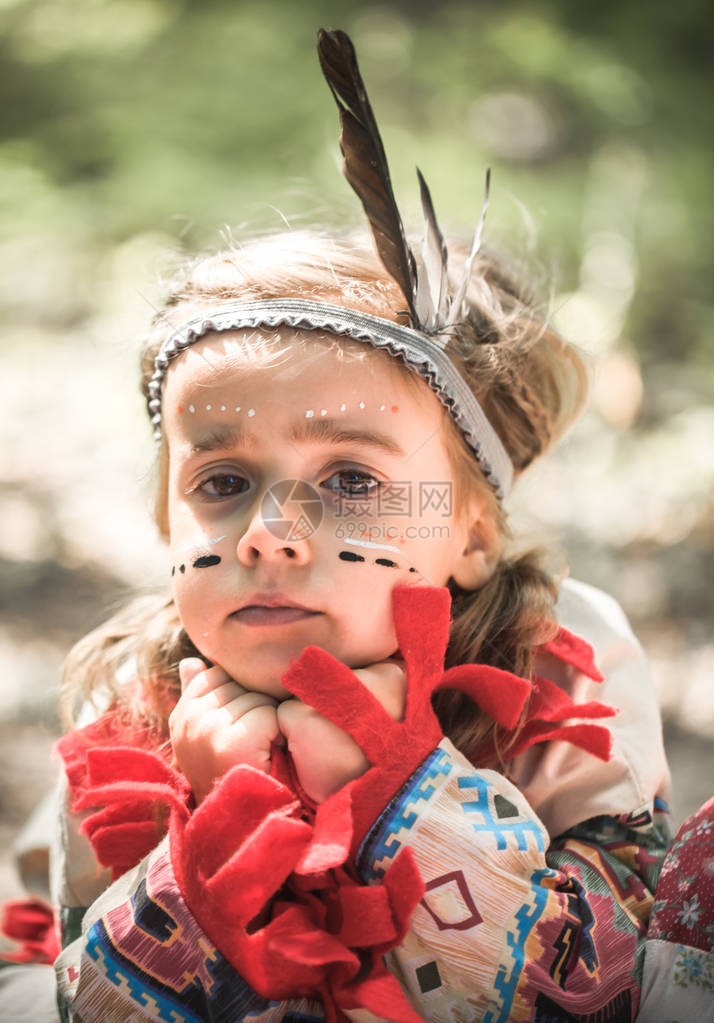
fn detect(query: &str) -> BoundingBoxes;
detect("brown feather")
[317,28,418,320]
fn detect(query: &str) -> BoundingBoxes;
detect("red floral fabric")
[647,796,714,952]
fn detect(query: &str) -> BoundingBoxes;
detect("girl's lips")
[231,606,322,627]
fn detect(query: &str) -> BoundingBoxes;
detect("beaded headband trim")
[147,299,514,499]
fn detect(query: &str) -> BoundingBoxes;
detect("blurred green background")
[1,0,712,899]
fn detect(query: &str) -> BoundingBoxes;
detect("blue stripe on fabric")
[458,775,545,852]
[485,867,555,1023]
[356,747,453,881]
[85,917,269,1023]
[85,924,203,1023]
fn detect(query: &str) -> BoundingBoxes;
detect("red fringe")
[1,897,59,965]
[53,586,615,1019]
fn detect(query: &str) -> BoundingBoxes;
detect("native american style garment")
[4,580,683,1021]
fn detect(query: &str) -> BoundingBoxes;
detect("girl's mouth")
[231,606,322,627]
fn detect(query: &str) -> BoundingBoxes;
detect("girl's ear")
[449,498,501,591]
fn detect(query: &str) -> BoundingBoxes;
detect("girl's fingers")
[353,660,407,721]
[197,679,249,710]
[222,690,280,723]
[179,658,230,698]
[277,699,369,801]
[178,657,207,692]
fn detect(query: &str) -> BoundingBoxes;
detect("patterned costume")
[28,578,680,1023]
[6,579,705,1021]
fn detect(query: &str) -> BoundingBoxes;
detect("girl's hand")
[277,659,406,804]
[169,657,280,804]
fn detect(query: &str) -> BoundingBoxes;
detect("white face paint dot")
[320,409,327,416]
[235,407,241,412]
[248,409,255,417]
[188,404,195,413]
[359,401,365,409]
[206,404,212,411]
[379,404,385,411]
[221,405,226,412]
[340,403,347,412]
[305,409,314,418]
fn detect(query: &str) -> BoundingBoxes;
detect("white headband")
[147,298,514,499]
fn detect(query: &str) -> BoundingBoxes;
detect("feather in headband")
[147,29,514,498]
[317,28,491,336]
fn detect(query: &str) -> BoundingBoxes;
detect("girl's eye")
[195,473,250,500]
[321,468,381,499]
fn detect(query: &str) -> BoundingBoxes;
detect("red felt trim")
[438,663,531,729]
[57,709,423,1018]
[379,846,423,950]
[281,585,615,853]
[331,885,396,946]
[298,786,353,876]
[83,745,183,789]
[167,762,424,1019]
[57,713,191,880]
[281,586,541,854]
[529,675,616,723]
[506,721,614,762]
[0,897,59,965]
[50,586,617,1020]
[540,626,604,682]
[338,969,423,1023]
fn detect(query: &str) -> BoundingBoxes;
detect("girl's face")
[163,330,478,698]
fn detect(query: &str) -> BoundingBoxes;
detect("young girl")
[7,27,710,1023]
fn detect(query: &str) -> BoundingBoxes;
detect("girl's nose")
[235,495,315,567]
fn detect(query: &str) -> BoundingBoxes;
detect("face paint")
[339,550,417,573]
[193,554,221,569]
[177,535,227,556]
[164,334,471,696]
[344,536,402,556]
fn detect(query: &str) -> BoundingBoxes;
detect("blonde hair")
[62,229,587,766]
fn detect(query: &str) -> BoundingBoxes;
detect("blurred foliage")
[1,0,712,377]
[1,0,712,643]
[0,2,713,845]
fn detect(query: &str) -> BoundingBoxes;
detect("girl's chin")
[222,669,291,700]
[214,636,398,696]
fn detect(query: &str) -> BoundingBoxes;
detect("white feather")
[415,168,448,331]
[446,168,491,328]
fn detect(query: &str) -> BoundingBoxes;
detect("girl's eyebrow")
[189,418,405,457]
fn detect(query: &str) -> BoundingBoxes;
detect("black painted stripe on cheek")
[375,558,398,568]
[339,551,365,562]
[193,554,222,569]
